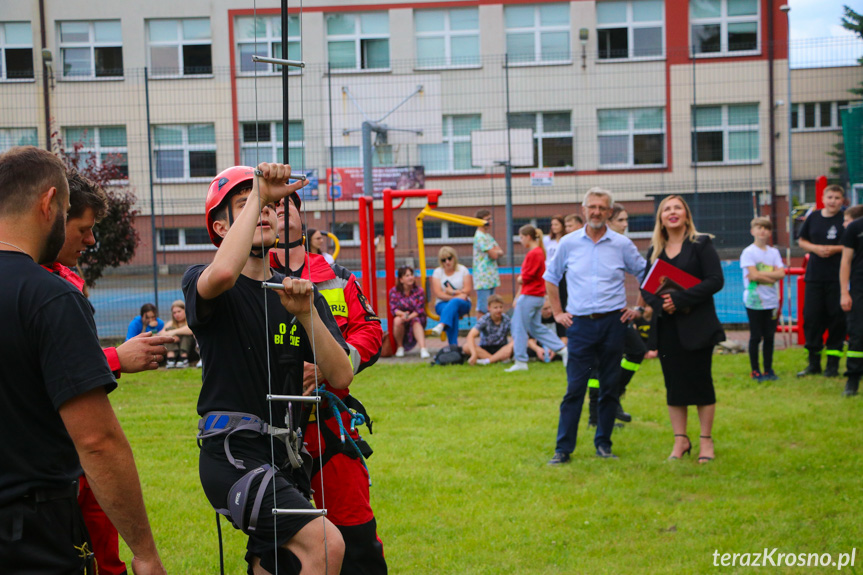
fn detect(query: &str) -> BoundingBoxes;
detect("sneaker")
[505,361,529,373]
[476,358,491,365]
[548,451,571,465]
[596,445,618,459]
[395,347,405,358]
[431,323,445,337]
[196,359,203,368]
[165,360,176,369]
[761,369,779,381]
[750,370,763,382]
[420,348,430,359]
[844,378,859,397]
[177,359,189,368]
[557,347,569,368]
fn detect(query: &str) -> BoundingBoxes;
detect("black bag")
[432,345,465,366]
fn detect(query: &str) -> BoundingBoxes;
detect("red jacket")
[271,251,382,398]
[42,263,122,376]
[521,247,547,297]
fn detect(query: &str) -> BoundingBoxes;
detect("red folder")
[641,258,701,296]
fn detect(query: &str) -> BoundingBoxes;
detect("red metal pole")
[358,197,371,300]
[368,200,378,313]
[815,175,827,210]
[383,189,396,351]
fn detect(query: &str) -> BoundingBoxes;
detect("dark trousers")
[846,284,863,378]
[0,484,93,574]
[803,281,845,364]
[556,314,625,454]
[746,307,777,373]
[617,325,647,398]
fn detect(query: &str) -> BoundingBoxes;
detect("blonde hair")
[519,224,546,259]
[649,195,702,263]
[169,299,187,328]
[750,216,772,231]
[438,245,458,267]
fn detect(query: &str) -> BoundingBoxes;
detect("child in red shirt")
[506,225,568,372]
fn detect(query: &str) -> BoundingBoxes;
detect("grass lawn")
[115,348,863,574]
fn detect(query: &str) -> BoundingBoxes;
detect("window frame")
[691,104,760,166]
[240,120,305,166]
[147,18,212,78]
[0,22,35,81]
[58,20,124,80]
[157,227,216,252]
[152,123,217,183]
[0,127,38,153]
[326,12,391,72]
[597,107,666,169]
[419,115,483,175]
[510,112,574,171]
[235,15,301,76]
[504,3,572,66]
[414,8,481,70]
[689,0,760,58]
[791,101,850,132]
[596,0,665,62]
[62,126,129,184]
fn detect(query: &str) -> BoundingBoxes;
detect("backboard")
[471,128,534,168]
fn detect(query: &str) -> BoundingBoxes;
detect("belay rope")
[312,387,373,483]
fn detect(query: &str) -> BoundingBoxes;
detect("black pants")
[0,484,93,574]
[846,284,863,378]
[746,308,777,373]
[616,325,647,398]
[803,281,845,363]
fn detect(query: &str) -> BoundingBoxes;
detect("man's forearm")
[297,311,353,389]
[546,282,563,315]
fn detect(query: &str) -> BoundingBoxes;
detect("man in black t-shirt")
[0,147,165,574]
[186,163,353,574]
[797,185,847,377]
[840,210,863,396]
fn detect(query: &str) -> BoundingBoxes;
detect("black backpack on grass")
[432,345,465,366]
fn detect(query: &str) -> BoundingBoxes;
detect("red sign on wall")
[326,166,425,200]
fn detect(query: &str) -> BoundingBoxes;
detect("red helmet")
[205,166,302,246]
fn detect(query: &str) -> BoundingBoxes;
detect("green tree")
[828,6,863,185]
[53,130,140,287]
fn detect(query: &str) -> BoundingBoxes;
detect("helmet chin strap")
[285,235,305,250]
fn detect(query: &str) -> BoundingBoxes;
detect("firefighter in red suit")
[44,170,172,575]
[271,193,387,575]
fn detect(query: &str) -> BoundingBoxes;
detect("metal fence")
[0,36,859,337]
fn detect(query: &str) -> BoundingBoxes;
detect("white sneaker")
[395,347,405,357]
[177,359,189,368]
[196,359,203,368]
[420,348,430,359]
[165,360,176,369]
[476,358,491,365]
[505,361,529,372]
[558,347,569,367]
[431,323,445,336]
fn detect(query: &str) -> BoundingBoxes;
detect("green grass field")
[116,349,862,574]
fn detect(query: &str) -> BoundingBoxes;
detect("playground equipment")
[357,188,487,351]
[325,231,341,260]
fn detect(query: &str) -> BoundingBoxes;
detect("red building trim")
[228,9,241,164]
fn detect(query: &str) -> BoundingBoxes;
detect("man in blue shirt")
[543,187,647,463]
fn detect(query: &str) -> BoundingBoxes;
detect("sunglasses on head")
[441,256,453,262]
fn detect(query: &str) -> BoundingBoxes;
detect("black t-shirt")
[799,210,844,282]
[183,265,347,454]
[842,217,863,288]
[0,252,116,505]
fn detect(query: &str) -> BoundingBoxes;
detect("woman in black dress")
[641,195,725,463]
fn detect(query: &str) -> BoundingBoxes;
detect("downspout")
[39,0,51,151]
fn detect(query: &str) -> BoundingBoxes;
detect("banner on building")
[296,169,319,202]
[326,166,425,200]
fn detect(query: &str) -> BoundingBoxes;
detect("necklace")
[0,240,27,254]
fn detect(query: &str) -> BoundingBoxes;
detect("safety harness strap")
[198,411,296,470]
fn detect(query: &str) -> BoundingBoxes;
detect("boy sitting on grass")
[465,294,514,365]
[740,217,785,381]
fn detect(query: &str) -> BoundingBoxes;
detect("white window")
[508,112,573,169]
[791,101,852,131]
[157,227,214,251]
[422,220,478,245]
[147,19,211,77]
[241,121,305,167]
[419,115,481,174]
[598,107,665,168]
[692,104,759,164]
[58,20,123,79]
[334,222,399,247]
[235,15,300,75]
[0,22,34,80]
[596,1,664,60]
[63,126,129,180]
[326,13,389,71]
[690,0,759,56]
[0,127,37,153]
[504,3,570,65]
[415,8,480,68]
[153,124,216,182]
